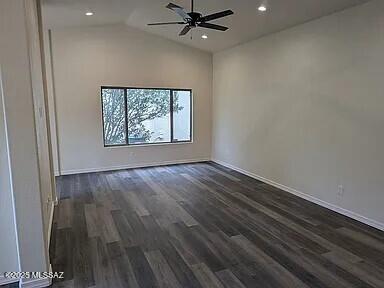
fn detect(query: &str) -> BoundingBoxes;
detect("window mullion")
[170,89,174,143]
[125,88,129,145]
[190,90,192,142]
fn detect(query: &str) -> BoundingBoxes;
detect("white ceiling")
[42,0,369,52]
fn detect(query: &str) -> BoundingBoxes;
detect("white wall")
[25,0,56,252]
[50,24,212,174]
[0,63,19,278]
[213,0,384,229]
[0,0,51,285]
[43,29,60,177]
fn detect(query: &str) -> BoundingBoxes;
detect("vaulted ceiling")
[42,0,369,52]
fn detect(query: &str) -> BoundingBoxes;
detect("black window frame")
[101,86,193,147]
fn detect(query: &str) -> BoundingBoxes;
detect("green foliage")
[102,89,125,145]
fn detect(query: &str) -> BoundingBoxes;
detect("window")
[127,89,171,144]
[173,90,191,142]
[101,87,192,146]
[102,88,126,146]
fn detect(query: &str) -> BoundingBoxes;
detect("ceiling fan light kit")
[148,0,234,36]
[258,5,267,12]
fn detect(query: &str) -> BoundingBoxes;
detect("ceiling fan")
[148,0,234,36]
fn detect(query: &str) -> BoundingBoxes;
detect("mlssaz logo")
[4,271,65,280]
[31,271,65,279]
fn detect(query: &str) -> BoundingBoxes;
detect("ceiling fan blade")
[166,3,183,9]
[148,21,186,26]
[166,3,192,21]
[179,25,192,36]
[198,22,228,31]
[200,10,234,22]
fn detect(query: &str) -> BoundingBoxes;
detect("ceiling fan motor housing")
[188,12,202,26]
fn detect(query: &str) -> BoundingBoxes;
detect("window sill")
[104,141,193,149]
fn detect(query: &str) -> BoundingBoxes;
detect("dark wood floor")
[0,283,18,288]
[49,162,384,288]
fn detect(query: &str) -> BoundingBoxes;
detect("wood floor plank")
[215,269,246,288]
[191,263,225,288]
[51,162,384,288]
[167,225,202,266]
[52,228,74,283]
[97,205,121,244]
[230,234,309,288]
[323,251,384,288]
[50,280,75,288]
[190,225,240,268]
[158,240,204,288]
[337,227,384,252]
[57,199,72,229]
[144,250,182,288]
[177,222,226,272]
[140,214,170,251]
[90,237,120,288]
[167,223,204,265]
[84,204,99,238]
[111,209,136,247]
[126,246,159,288]
[123,190,151,217]
[106,241,140,288]
[228,264,263,288]
[200,163,240,182]
[72,202,95,288]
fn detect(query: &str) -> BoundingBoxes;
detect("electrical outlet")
[338,185,344,196]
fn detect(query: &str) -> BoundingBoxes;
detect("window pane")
[173,90,191,142]
[127,89,171,144]
[102,88,126,145]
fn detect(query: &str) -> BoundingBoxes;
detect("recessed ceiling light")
[85,12,94,16]
[258,5,267,12]
[202,35,208,39]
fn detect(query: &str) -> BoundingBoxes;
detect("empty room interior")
[2,0,384,287]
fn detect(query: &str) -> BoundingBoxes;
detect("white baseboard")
[212,158,384,232]
[0,275,18,286]
[59,158,210,175]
